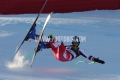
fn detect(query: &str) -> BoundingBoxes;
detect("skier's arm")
[79,48,105,64]
[79,48,90,59]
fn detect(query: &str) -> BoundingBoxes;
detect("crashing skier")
[26,26,105,64]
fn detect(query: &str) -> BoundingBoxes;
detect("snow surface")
[0,10,120,80]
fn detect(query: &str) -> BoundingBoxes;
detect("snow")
[0,10,120,80]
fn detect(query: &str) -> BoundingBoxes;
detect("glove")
[48,34,56,42]
[48,34,53,38]
[94,57,105,64]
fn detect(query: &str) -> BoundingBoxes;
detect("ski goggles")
[73,38,79,42]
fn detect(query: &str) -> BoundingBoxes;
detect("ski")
[30,12,53,68]
[11,0,48,61]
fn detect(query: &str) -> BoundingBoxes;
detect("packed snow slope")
[0,10,120,80]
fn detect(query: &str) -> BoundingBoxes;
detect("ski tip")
[50,12,53,15]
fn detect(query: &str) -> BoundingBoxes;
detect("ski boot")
[25,23,37,41]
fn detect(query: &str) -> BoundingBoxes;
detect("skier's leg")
[35,35,40,40]
[35,42,51,53]
[25,27,36,41]
[50,41,71,62]
[28,27,36,40]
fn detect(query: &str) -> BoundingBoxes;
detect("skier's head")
[72,36,80,47]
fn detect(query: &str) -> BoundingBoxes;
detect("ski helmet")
[72,36,80,45]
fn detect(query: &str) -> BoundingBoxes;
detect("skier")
[26,26,105,64]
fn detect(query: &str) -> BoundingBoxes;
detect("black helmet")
[72,36,80,45]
